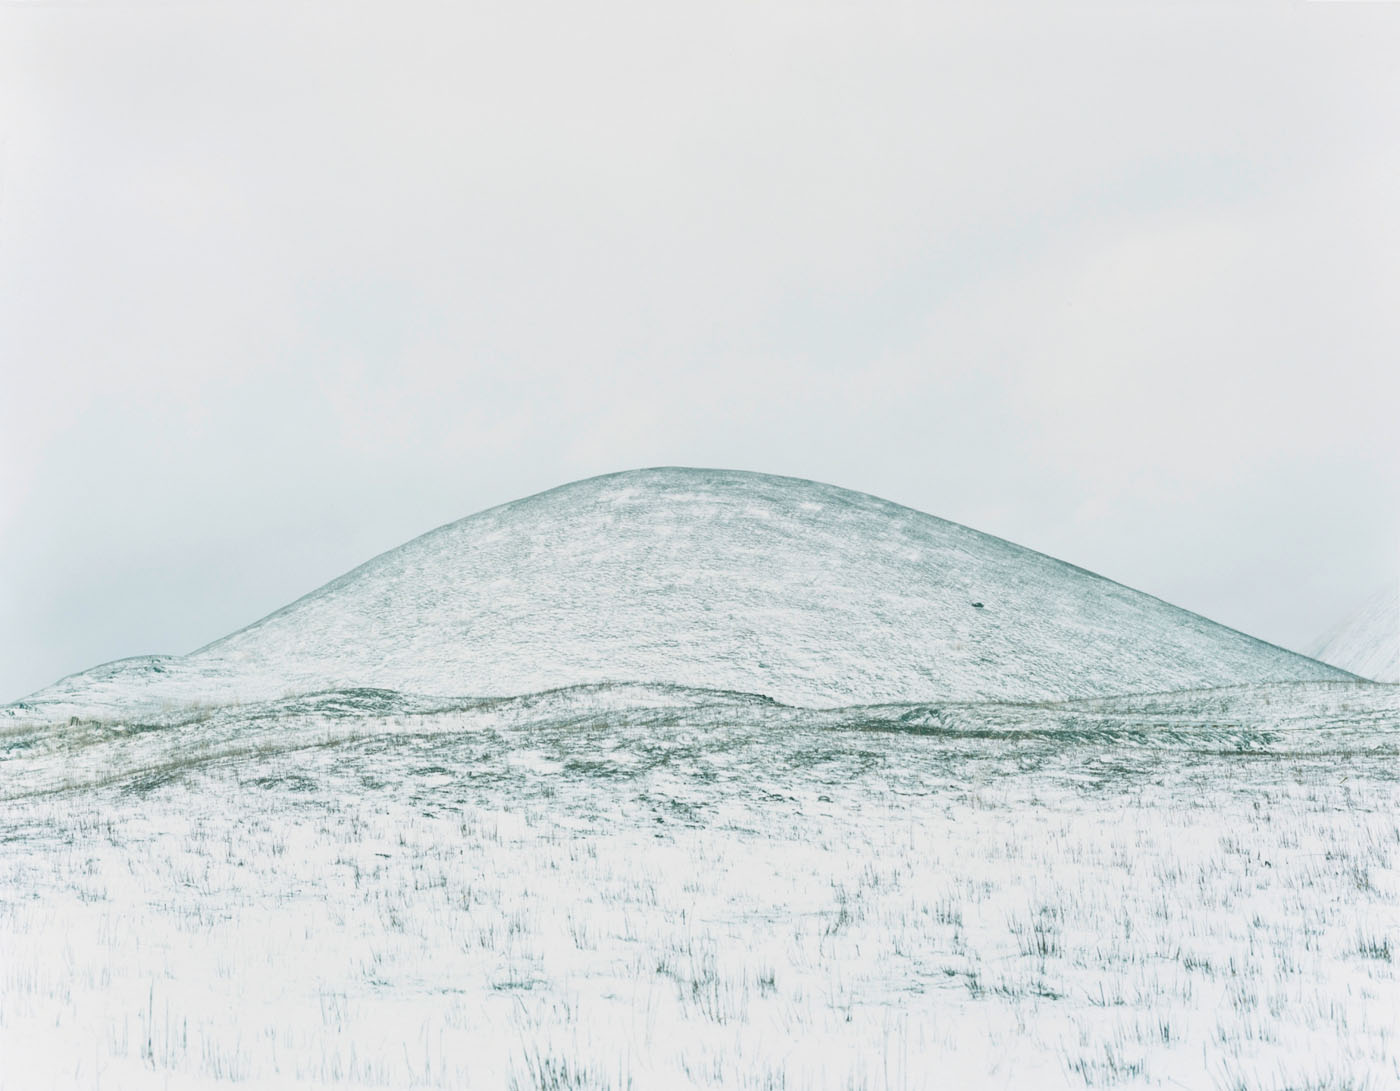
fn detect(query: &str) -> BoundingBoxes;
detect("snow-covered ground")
[6,469,1349,726]
[4,470,1390,1089]
[3,681,1399,1090]
[1311,582,1400,683]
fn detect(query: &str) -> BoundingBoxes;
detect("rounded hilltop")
[13,467,1351,718]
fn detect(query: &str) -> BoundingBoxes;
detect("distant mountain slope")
[1310,583,1400,683]
[7,468,1351,721]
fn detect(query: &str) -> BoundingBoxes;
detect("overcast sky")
[2,1,1397,702]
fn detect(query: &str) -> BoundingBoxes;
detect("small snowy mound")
[10,468,1349,720]
[1310,583,1400,683]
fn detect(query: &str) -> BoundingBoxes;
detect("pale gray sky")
[2,1,1398,702]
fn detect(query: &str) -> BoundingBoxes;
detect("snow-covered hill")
[7,468,1350,721]
[1310,582,1400,682]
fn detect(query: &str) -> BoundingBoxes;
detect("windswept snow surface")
[3,680,1400,1090]
[7,468,1348,722]
[1310,581,1400,683]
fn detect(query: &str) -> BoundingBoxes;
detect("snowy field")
[3,682,1399,1090]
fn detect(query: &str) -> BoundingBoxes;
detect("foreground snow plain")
[4,681,1399,1090]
